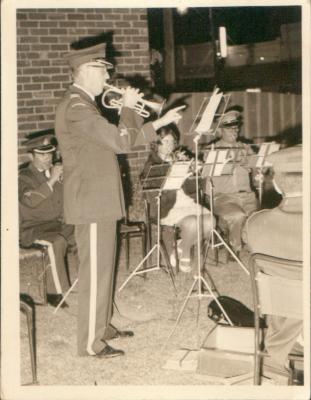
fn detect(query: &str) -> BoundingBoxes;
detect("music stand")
[201,148,250,275]
[162,90,239,350]
[162,138,236,351]
[118,162,192,293]
[248,142,281,205]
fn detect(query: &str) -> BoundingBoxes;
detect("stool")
[19,244,50,305]
[20,293,38,385]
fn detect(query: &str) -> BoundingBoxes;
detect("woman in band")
[141,126,214,272]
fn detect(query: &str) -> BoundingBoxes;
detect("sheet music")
[195,88,223,134]
[162,161,192,190]
[205,149,229,164]
[141,163,170,191]
[202,149,235,177]
[249,142,281,168]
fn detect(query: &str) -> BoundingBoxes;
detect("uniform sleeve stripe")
[26,191,47,199]
[86,223,98,356]
[71,103,86,108]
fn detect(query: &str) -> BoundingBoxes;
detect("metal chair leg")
[125,236,130,270]
[141,227,147,279]
[173,226,180,274]
[41,248,48,305]
[20,300,37,385]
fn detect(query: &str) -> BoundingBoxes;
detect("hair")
[158,124,180,142]
[150,124,180,153]
[71,64,84,81]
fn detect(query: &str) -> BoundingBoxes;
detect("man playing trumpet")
[55,42,185,359]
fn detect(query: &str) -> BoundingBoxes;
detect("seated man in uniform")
[19,131,75,308]
[245,145,303,378]
[204,109,258,255]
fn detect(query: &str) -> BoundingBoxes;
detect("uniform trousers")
[213,191,257,252]
[265,316,302,368]
[259,263,303,368]
[75,220,119,356]
[20,222,73,295]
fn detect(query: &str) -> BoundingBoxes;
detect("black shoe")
[111,330,134,339]
[95,345,124,359]
[47,294,69,308]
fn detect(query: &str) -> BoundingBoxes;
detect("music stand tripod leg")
[118,188,178,294]
[212,229,249,275]
[161,276,199,351]
[118,244,159,292]
[200,274,234,326]
[201,234,221,296]
[53,277,78,314]
[159,240,177,295]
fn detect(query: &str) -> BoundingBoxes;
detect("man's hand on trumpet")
[152,105,186,131]
[122,87,144,110]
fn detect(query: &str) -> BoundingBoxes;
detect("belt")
[238,190,247,193]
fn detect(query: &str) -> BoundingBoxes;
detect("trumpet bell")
[101,84,165,118]
[142,99,165,117]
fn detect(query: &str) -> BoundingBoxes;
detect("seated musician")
[204,109,258,255]
[19,131,75,308]
[245,145,303,379]
[141,125,214,272]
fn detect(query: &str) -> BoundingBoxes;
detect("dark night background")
[147,6,302,93]
[148,6,301,48]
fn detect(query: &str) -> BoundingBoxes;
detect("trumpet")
[101,84,165,118]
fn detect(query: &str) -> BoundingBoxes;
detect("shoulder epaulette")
[71,102,87,108]
[69,94,88,108]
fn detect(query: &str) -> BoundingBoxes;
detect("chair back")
[249,253,303,385]
[250,253,303,320]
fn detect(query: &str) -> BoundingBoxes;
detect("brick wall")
[17,8,152,218]
[16,8,151,156]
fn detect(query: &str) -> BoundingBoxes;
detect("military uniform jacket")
[19,163,64,245]
[205,140,254,196]
[55,85,157,225]
[244,197,302,280]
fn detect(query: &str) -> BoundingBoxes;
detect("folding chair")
[249,253,303,385]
